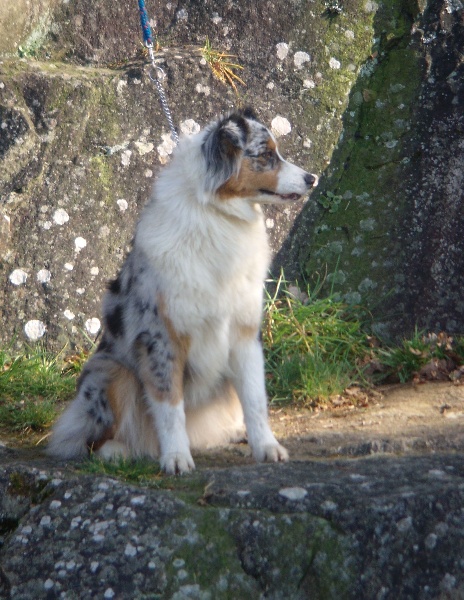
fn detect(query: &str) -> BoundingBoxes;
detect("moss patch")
[7,471,51,504]
[164,508,258,598]
[162,507,353,598]
[295,0,423,329]
[287,0,380,168]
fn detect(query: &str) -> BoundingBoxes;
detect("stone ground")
[1,382,464,599]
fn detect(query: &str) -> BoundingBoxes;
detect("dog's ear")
[202,114,249,192]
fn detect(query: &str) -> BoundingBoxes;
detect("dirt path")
[1,382,463,469]
[191,381,464,468]
[269,381,464,459]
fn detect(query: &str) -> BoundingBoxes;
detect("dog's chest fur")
[102,177,271,413]
[137,205,268,396]
[136,167,270,329]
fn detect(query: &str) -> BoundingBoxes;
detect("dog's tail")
[47,354,118,459]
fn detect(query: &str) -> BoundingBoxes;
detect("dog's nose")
[305,173,318,187]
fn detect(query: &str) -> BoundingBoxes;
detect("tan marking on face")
[217,157,280,200]
[253,138,279,170]
[267,138,277,152]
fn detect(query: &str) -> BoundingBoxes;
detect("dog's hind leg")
[95,362,155,460]
[230,334,289,463]
[47,353,119,459]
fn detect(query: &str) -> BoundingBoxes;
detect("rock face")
[279,0,464,338]
[1,453,463,599]
[1,0,463,349]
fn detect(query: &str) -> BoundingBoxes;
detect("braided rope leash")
[137,0,179,145]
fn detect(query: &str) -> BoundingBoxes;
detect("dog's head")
[201,108,318,204]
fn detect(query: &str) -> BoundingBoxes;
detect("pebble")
[125,543,137,557]
[130,495,146,506]
[278,487,307,501]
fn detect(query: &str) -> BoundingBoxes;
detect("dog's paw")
[161,451,195,475]
[96,440,130,461]
[253,442,289,464]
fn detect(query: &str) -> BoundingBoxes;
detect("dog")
[47,108,318,474]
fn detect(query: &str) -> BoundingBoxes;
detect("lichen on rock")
[1,0,463,349]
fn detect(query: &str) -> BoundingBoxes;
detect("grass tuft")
[0,345,85,432]
[78,456,207,500]
[201,37,245,96]
[375,331,464,384]
[263,273,373,407]
[0,398,57,432]
[78,456,164,487]
[263,275,464,406]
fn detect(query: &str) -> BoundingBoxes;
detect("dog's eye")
[260,150,275,162]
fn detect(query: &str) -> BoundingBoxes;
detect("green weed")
[263,274,373,407]
[0,345,84,432]
[79,456,164,487]
[317,191,344,213]
[79,456,208,500]
[0,398,57,432]
[376,331,464,384]
[263,276,464,404]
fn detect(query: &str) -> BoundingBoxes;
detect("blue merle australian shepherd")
[48,108,318,474]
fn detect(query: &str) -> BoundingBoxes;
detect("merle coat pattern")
[48,109,317,474]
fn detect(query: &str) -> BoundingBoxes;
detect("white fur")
[48,111,317,474]
[136,125,297,472]
[135,134,276,472]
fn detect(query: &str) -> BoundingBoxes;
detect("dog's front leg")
[230,337,289,463]
[148,397,195,474]
[136,330,194,475]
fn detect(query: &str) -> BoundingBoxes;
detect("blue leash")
[138,0,154,47]
[137,0,179,145]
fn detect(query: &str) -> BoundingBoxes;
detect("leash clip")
[145,41,166,83]
[149,65,167,83]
